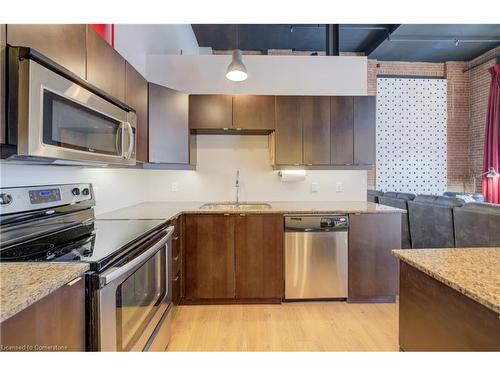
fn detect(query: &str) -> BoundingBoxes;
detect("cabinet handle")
[236,127,242,131]
[223,127,229,131]
[239,213,246,216]
[66,277,82,286]
[223,213,230,216]
[173,235,180,240]
[173,256,179,262]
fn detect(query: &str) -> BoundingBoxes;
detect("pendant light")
[226,26,248,82]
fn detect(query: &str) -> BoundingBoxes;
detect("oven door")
[17,58,136,165]
[96,226,174,351]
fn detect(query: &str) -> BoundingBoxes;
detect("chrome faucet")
[235,170,240,203]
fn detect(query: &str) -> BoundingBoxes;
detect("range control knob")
[0,193,13,205]
[81,188,90,196]
[71,188,81,196]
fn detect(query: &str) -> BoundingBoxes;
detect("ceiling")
[191,24,500,62]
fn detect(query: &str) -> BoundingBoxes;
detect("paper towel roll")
[278,170,307,182]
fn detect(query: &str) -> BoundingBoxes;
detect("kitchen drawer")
[172,272,181,305]
[172,249,181,277]
[172,234,180,259]
[171,216,180,236]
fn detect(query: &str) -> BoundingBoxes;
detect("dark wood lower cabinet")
[183,214,285,303]
[348,213,401,302]
[171,215,183,305]
[0,277,85,351]
[184,214,235,300]
[399,262,500,351]
[235,214,284,299]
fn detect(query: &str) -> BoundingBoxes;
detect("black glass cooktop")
[0,219,166,271]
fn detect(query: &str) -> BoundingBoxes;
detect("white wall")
[114,24,199,77]
[0,163,153,215]
[146,135,367,202]
[1,136,367,215]
[146,54,367,95]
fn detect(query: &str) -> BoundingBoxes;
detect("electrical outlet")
[336,182,343,193]
[171,182,179,192]
[311,182,319,193]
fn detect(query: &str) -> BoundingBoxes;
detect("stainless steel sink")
[199,202,272,210]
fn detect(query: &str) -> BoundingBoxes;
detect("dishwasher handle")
[285,227,348,232]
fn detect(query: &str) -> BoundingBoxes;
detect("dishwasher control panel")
[320,216,349,229]
[285,215,349,232]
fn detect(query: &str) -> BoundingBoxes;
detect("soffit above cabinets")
[146,54,367,96]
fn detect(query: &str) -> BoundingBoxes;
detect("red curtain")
[482,63,500,204]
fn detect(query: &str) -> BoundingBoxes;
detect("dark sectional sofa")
[370,190,500,249]
[408,195,464,248]
[378,192,415,249]
[367,189,384,204]
[454,202,500,247]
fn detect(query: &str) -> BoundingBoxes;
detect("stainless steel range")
[0,183,174,351]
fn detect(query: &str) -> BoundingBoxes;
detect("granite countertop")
[393,248,500,314]
[97,201,404,220]
[0,263,89,323]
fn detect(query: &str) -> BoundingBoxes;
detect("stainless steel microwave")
[6,47,137,166]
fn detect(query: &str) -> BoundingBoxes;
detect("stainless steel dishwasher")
[285,215,349,300]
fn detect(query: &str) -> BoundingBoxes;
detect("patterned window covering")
[376,77,448,195]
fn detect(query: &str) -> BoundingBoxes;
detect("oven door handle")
[99,225,174,287]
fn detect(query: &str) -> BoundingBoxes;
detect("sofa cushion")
[444,191,486,202]
[454,202,500,247]
[379,196,411,249]
[408,196,463,248]
[367,189,384,204]
[383,191,399,198]
[396,192,416,201]
[413,194,438,204]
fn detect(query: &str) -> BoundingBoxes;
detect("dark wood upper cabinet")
[86,26,125,102]
[331,96,354,165]
[6,24,86,78]
[125,62,148,163]
[353,96,376,165]
[275,96,302,165]
[189,95,232,130]
[149,83,194,166]
[233,95,275,130]
[301,96,331,165]
[0,276,85,351]
[235,214,284,299]
[348,213,401,302]
[184,215,235,300]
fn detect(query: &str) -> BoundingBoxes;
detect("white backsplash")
[1,135,367,215]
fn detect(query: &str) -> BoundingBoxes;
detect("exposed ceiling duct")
[325,24,340,56]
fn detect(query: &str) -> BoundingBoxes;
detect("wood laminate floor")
[166,301,399,351]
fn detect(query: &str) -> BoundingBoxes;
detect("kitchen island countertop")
[393,247,500,314]
[0,263,89,323]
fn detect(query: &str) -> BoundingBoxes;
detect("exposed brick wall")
[467,46,500,192]
[445,61,470,191]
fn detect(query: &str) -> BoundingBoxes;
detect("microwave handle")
[99,226,174,287]
[124,122,134,159]
[116,124,124,158]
